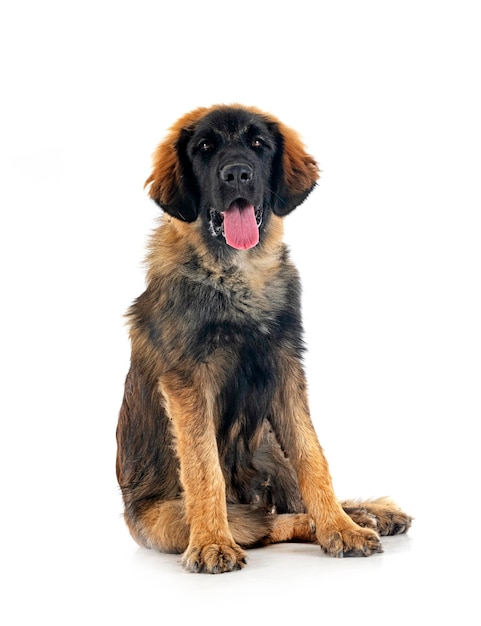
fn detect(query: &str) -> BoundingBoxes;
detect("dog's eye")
[251,137,264,149]
[198,140,214,153]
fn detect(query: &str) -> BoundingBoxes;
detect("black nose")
[220,162,253,186]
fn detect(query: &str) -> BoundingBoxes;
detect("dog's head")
[145,105,320,251]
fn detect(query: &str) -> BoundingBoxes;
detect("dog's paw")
[365,497,413,536]
[343,497,412,536]
[342,505,379,531]
[182,542,247,574]
[376,511,412,536]
[317,524,382,558]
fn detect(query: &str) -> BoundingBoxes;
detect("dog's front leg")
[272,360,382,557]
[159,373,246,573]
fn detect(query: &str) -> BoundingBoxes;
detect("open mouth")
[209,200,263,250]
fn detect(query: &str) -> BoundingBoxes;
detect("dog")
[116,104,412,573]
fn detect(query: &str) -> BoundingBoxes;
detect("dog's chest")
[151,249,303,364]
[190,260,287,330]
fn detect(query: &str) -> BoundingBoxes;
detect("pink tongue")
[222,202,259,250]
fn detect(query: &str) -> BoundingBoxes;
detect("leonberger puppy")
[116,104,411,573]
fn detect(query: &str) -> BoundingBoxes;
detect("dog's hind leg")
[259,513,316,545]
[124,499,190,554]
[125,500,317,555]
[227,506,316,547]
[228,501,411,547]
[251,500,412,546]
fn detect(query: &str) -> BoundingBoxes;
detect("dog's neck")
[146,213,287,281]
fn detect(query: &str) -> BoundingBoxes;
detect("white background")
[1,1,480,624]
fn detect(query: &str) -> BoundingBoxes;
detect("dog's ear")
[268,119,320,216]
[144,108,209,223]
